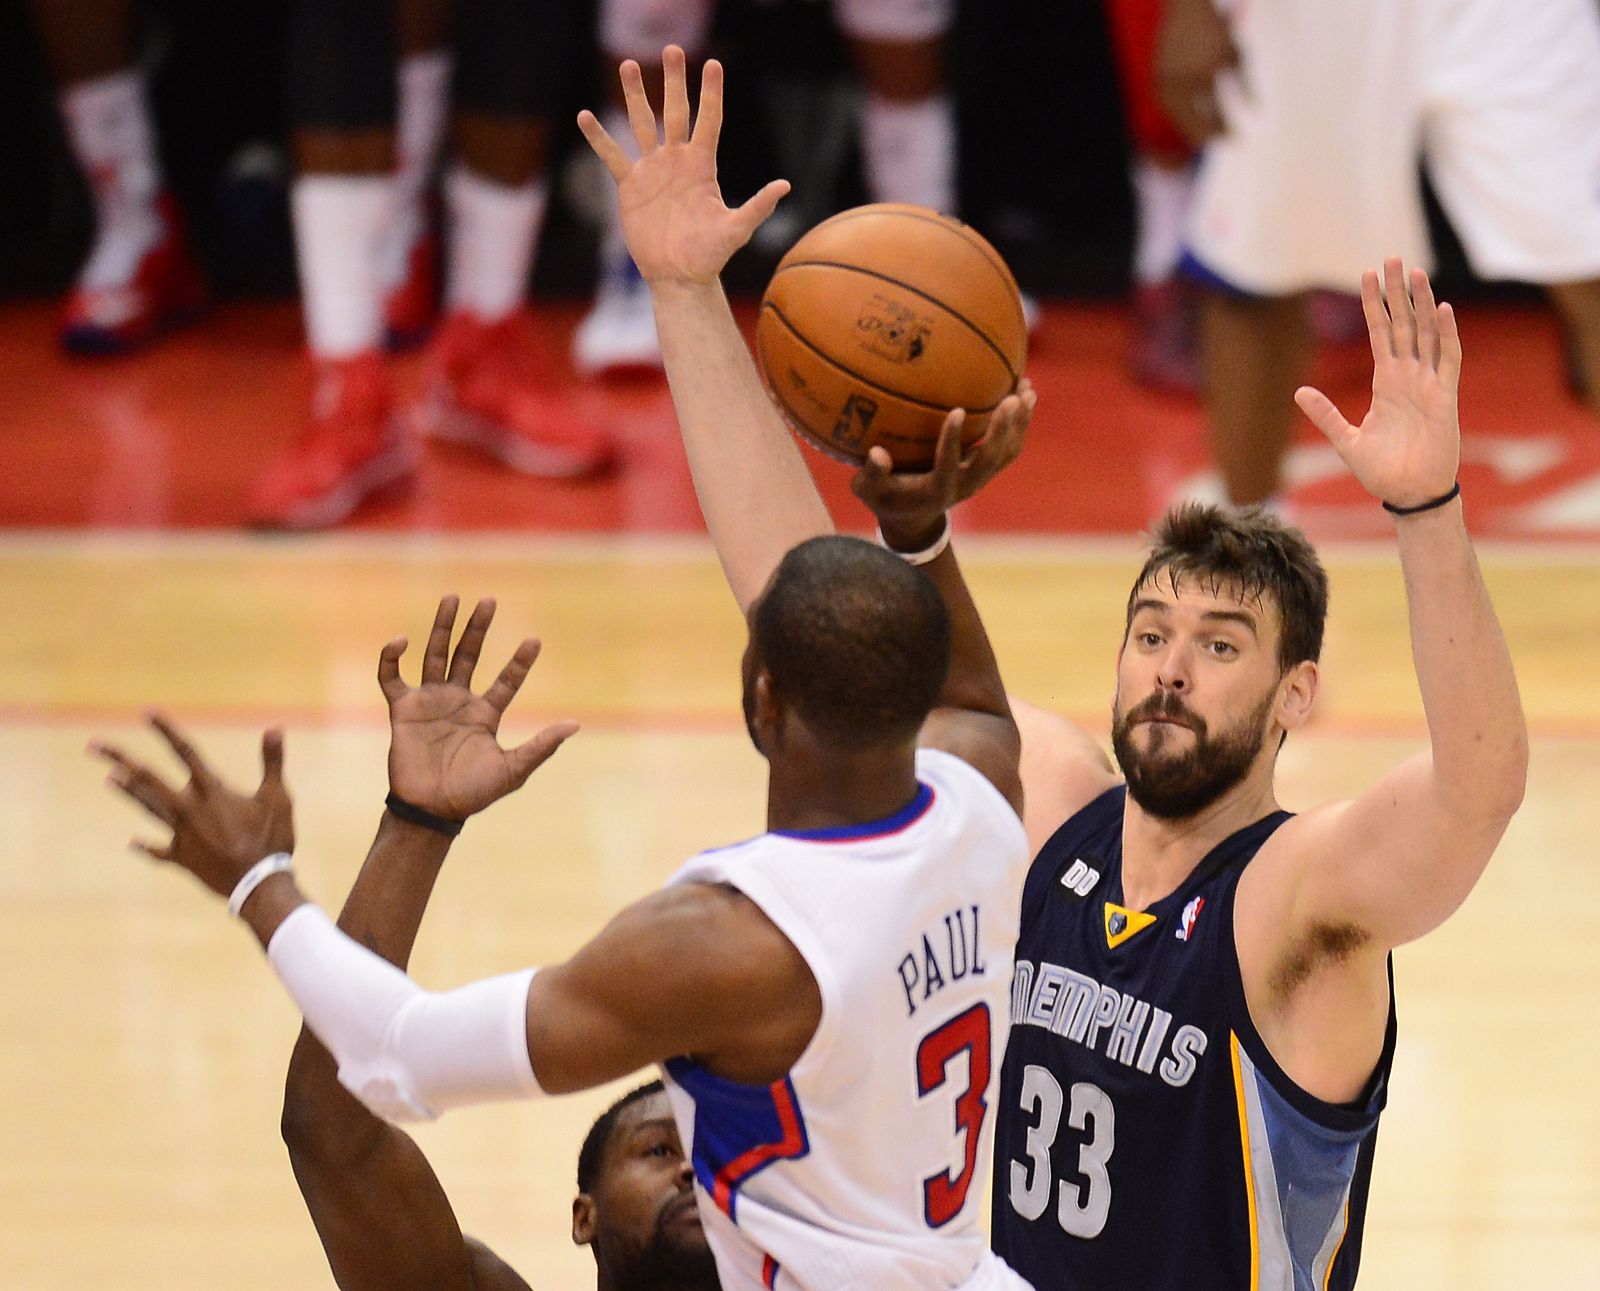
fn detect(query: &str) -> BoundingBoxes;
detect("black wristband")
[1382,481,1460,516]
[385,792,465,838]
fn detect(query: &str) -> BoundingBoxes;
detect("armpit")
[1272,920,1372,999]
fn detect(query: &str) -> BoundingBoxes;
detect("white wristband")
[878,517,952,566]
[228,852,294,918]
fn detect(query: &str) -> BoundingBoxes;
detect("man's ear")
[752,671,786,744]
[1277,660,1319,733]
[572,1193,597,1247]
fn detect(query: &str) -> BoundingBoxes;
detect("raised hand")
[576,45,790,285]
[852,379,1035,549]
[92,714,294,898]
[1294,258,1462,510]
[378,595,579,822]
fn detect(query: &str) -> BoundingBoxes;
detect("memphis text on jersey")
[1010,957,1208,1087]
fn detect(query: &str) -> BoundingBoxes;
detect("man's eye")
[646,1142,675,1158]
[1208,640,1236,656]
[1138,633,1162,647]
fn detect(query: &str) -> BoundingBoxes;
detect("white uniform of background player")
[660,747,1031,1290]
[575,0,959,375]
[1187,0,1600,294]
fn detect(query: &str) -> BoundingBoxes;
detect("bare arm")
[580,49,824,612]
[1010,698,1119,855]
[1248,261,1528,955]
[281,814,531,1291]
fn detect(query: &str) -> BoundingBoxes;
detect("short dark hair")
[752,535,951,749]
[1127,504,1329,672]
[577,1080,666,1193]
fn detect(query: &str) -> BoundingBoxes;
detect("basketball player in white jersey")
[95,60,1040,1277]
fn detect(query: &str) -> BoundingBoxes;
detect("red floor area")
[2,298,1596,539]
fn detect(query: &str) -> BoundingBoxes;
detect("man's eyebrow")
[1200,608,1259,637]
[1130,597,1170,618]
[625,1117,679,1140]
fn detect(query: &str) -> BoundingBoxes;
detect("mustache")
[657,1190,700,1229]
[1124,691,1205,733]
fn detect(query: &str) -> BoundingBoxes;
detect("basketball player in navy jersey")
[554,46,1528,1291]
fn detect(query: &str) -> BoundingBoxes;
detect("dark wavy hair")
[1127,504,1329,672]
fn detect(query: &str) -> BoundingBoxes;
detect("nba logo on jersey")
[1176,896,1205,942]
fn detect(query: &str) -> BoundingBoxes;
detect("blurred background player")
[1162,0,1600,508]
[252,0,610,530]
[573,0,961,377]
[27,0,207,353]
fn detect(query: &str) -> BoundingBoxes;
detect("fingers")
[691,58,724,152]
[1384,257,1417,359]
[422,595,459,686]
[576,109,632,181]
[448,597,497,688]
[1438,300,1464,391]
[932,408,966,482]
[259,727,285,792]
[132,839,176,863]
[732,179,792,241]
[507,719,582,786]
[482,638,543,714]
[1294,385,1355,450]
[147,711,218,795]
[1359,269,1393,362]
[1411,266,1441,370]
[661,45,691,146]
[850,445,895,501]
[619,59,659,156]
[92,741,183,828]
[377,636,408,702]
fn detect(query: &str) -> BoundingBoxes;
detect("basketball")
[756,204,1029,471]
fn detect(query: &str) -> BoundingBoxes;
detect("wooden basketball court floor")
[3,293,1599,1285]
[2,532,1597,1288]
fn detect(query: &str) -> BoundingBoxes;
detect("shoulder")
[465,1238,533,1291]
[1012,698,1122,855]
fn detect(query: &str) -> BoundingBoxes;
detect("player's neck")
[765,744,921,836]
[1119,771,1282,909]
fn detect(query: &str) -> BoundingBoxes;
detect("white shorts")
[598,0,953,59]
[1186,0,1600,293]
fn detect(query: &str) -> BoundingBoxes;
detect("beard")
[607,1196,721,1291]
[1110,685,1277,821]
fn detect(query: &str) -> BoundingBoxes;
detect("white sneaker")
[572,262,663,376]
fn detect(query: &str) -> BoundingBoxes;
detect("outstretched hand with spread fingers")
[851,379,1036,549]
[1294,257,1462,510]
[378,595,579,822]
[577,45,790,286]
[91,714,294,898]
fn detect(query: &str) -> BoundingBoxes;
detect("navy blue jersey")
[991,787,1395,1290]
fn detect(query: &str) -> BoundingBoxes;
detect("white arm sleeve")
[266,903,544,1124]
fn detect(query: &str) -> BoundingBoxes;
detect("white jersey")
[661,748,1033,1291]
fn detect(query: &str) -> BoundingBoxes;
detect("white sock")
[1132,157,1195,285]
[859,92,956,214]
[445,166,547,322]
[593,105,638,291]
[60,70,165,290]
[380,50,452,290]
[292,175,393,358]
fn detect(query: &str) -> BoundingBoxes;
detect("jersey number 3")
[916,1002,992,1228]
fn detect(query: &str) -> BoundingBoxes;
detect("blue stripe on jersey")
[774,782,935,842]
[1236,1041,1371,1291]
[665,1057,811,1222]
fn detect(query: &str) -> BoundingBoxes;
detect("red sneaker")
[418,312,616,477]
[1130,278,1200,396]
[248,352,418,530]
[383,224,440,353]
[61,192,208,356]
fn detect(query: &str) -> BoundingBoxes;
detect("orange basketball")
[756,203,1028,471]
